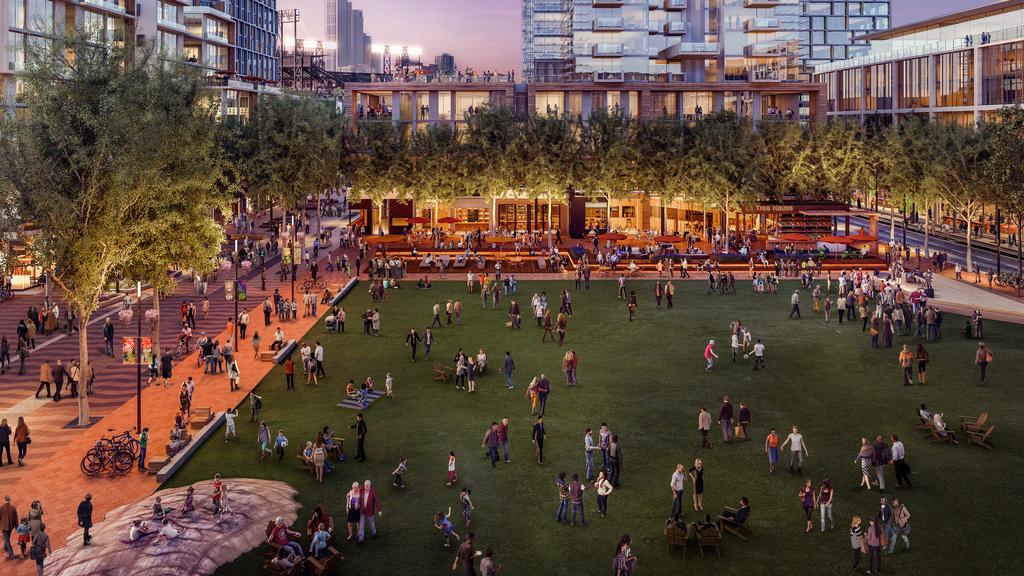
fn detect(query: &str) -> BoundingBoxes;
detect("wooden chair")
[914,406,932,431]
[307,547,344,576]
[263,557,303,576]
[929,426,953,444]
[719,507,752,541]
[663,521,690,559]
[432,360,451,383]
[967,425,994,450]
[297,454,315,475]
[960,412,989,432]
[697,527,722,559]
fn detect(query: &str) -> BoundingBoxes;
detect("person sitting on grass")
[346,380,361,400]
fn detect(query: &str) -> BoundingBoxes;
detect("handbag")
[25,436,31,445]
[859,538,868,554]
[734,424,744,439]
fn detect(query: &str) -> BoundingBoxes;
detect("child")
[152,496,174,519]
[385,373,394,399]
[180,486,196,516]
[446,451,458,486]
[16,517,31,558]
[460,488,474,530]
[216,483,232,523]
[392,457,408,488]
[224,407,238,443]
[433,507,459,548]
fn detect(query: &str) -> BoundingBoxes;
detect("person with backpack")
[29,522,50,576]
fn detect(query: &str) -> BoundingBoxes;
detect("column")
[973,46,983,127]
[752,93,762,129]
[890,60,899,125]
[391,92,401,124]
[712,91,724,112]
[429,91,439,123]
[860,65,868,124]
[582,92,593,120]
[926,54,937,121]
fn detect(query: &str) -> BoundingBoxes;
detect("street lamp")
[290,212,297,312]
[233,240,240,347]
[135,281,142,433]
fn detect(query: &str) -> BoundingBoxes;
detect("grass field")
[166,279,1024,575]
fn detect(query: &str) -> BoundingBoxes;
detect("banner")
[121,337,153,365]
[237,279,248,301]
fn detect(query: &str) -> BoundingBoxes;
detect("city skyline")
[277,0,992,74]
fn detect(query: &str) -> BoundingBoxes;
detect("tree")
[633,118,687,234]
[514,113,576,247]
[350,120,408,233]
[575,108,637,229]
[983,106,1024,288]
[755,121,808,200]
[881,117,932,252]
[923,122,991,269]
[0,34,229,425]
[463,106,518,231]
[687,112,760,252]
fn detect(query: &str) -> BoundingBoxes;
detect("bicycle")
[99,429,140,459]
[994,272,1023,289]
[173,335,197,359]
[80,440,134,477]
[0,287,12,303]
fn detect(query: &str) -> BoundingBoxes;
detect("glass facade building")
[814,0,1024,125]
[522,1,890,83]
[232,0,277,81]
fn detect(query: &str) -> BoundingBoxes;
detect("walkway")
[1,216,356,576]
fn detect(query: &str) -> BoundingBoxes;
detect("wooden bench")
[719,507,752,541]
[155,412,226,482]
[190,408,213,430]
[967,424,994,450]
[271,340,298,364]
[307,547,343,576]
[298,454,315,475]
[432,360,452,383]
[165,432,193,457]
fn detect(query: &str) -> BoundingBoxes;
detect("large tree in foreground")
[984,106,1024,288]
[0,33,229,425]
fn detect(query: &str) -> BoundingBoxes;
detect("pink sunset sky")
[277,0,996,73]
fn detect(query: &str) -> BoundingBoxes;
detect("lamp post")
[135,281,142,433]
[233,240,240,346]
[290,212,297,311]
[996,206,1002,276]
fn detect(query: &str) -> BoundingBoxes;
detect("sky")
[276,0,996,74]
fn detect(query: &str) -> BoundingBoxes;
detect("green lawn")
[167,279,1024,575]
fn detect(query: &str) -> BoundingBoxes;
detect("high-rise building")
[435,52,456,74]
[232,0,279,81]
[324,0,373,71]
[522,0,889,83]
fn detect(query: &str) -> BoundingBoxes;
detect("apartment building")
[522,0,890,83]
[814,0,1024,126]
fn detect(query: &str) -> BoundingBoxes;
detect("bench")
[155,412,226,482]
[266,339,297,364]
[914,407,932,431]
[165,432,193,457]
[190,408,213,430]
[967,424,994,450]
[433,360,452,383]
[308,547,343,576]
[298,454,315,474]
[329,278,358,307]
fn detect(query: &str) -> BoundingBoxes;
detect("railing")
[593,18,625,31]
[745,17,780,32]
[158,18,187,32]
[83,0,126,13]
[594,70,625,82]
[658,42,720,59]
[592,0,624,6]
[362,73,515,84]
[593,43,625,57]
[205,30,229,42]
[664,0,686,10]
[744,41,790,57]
[533,1,566,12]
[743,0,796,7]
[816,24,1024,74]
[664,21,687,35]
[750,67,782,82]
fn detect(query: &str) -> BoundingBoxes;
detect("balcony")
[593,17,625,32]
[648,0,660,8]
[744,41,790,58]
[158,18,187,33]
[664,0,686,10]
[594,70,625,82]
[592,43,625,57]
[657,41,719,60]
[205,30,230,44]
[535,25,571,37]
[83,0,126,14]
[648,20,660,34]
[743,0,796,7]
[750,67,782,82]
[745,17,780,33]
[663,21,687,35]
[533,1,566,12]
[592,0,623,6]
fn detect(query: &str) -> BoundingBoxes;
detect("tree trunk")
[966,219,974,269]
[152,287,161,357]
[922,198,930,258]
[890,206,897,243]
[317,190,322,237]
[1017,221,1022,296]
[547,197,553,250]
[77,314,91,426]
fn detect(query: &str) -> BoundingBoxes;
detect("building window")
[936,50,973,107]
[898,57,929,109]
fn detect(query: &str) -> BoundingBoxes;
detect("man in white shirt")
[780,425,808,475]
[224,407,238,442]
[314,342,325,377]
[584,429,596,481]
[730,332,740,363]
[752,339,766,370]
[789,291,801,319]
[890,434,912,488]
[670,463,687,518]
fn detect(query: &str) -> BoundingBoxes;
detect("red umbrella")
[845,228,879,243]
[654,234,685,243]
[598,233,627,241]
[407,217,430,224]
[779,233,813,242]
[438,216,460,224]
[817,235,848,244]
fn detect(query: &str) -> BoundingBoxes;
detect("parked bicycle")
[994,272,1023,289]
[80,439,134,477]
[0,286,13,303]
[100,429,141,459]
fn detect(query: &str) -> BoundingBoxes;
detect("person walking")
[498,417,510,463]
[850,516,865,573]
[872,436,890,491]
[0,495,17,560]
[698,406,712,449]
[891,434,912,488]
[532,416,546,465]
[703,339,718,372]
[789,290,801,319]
[584,428,595,481]
[0,419,11,467]
[555,472,569,525]
[35,361,52,399]
[102,318,115,357]
[817,479,834,532]
[781,425,808,475]
[975,342,992,385]
[28,521,50,576]
[14,417,29,466]
[358,480,382,542]
[594,469,613,518]
[405,328,421,362]
[898,345,914,386]
[482,422,499,468]
[502,352,515,390]
[670,463,686,519]
[76,494,93,546]
[352,413,368,462]
[608,435,622,487]
[865,516,883,574]
[718,396,734,443]
[799,479,814,532]
[890,497,911,553]
[915,344,929,384]
[764,428,779,474]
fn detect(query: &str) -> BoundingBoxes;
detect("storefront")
[495,199,564,234]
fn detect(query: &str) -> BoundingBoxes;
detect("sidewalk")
[902,272,1024,324]
[2,218,356,576]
